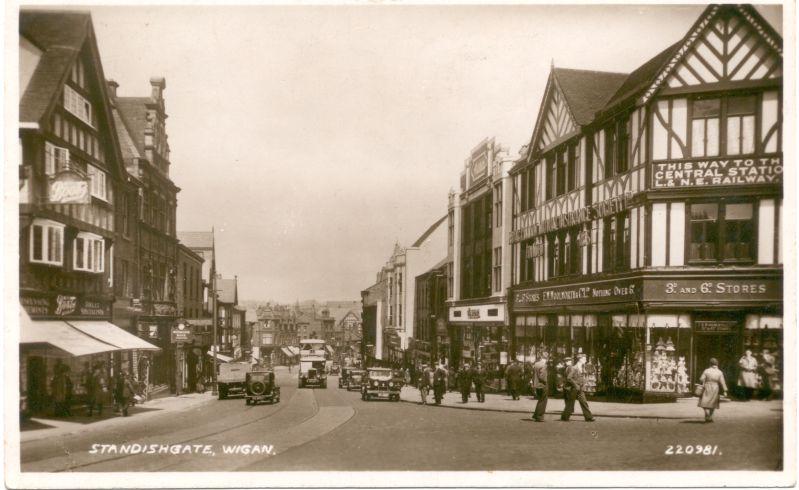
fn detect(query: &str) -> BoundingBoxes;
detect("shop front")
[136,300,179,390]
[449,303,510,390]
[512,271,782,402]
[20,292,159,415]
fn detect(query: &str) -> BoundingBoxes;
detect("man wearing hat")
[418,364,432,405]
[561,354,595,422]
[531,352,549,421]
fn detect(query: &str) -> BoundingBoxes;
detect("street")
[21,369,783,472]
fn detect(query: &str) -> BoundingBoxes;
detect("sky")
[77,3,783,303]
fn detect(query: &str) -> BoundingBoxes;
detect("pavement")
[20,391,216,443]
[398,385,783,420]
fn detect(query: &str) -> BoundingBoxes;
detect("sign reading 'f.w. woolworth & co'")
[652,156,782,188]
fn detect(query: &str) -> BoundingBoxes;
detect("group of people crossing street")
[413,353,595,422]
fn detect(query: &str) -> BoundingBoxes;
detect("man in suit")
[506,361,523,400]
[531,352,549,422]
[418,364,432,405]
[433,364,448,405]
[561,354,595,422]
[457,364,473,403]
[473,363,487,403]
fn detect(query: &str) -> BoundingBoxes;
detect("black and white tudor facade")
[508,4,783,400]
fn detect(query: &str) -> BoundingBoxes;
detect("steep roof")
[178,231,214,249]
[411,215,447,248]
[19,11,90,124]
[600,41,683,113]
[114,97,151,156]
[552,68,628,126]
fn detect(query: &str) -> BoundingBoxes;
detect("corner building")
[509,5,783,401]
[448,138,515,385]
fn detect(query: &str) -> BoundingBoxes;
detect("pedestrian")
[63,365,74,416]
[418,364,431,405]
[447,365,457,392]
[86,363,106,416]
[473,363,487,403]
[404,368,411,387]
[50,362,69,417]
[433,364,448,405]
[457,364,473,403]
[759,349,779,400]
[506,361,522,400]
[116,370,137,417]
[561,355,595,422]
[737,349,758,400]
[531,352,549,422]
[697,357,728,423]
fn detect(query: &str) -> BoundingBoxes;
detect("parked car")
[245,369,280,405]
[361,367,401,401]
[217,362,252,399]
[346,369,366,391]
[329,363,341,375]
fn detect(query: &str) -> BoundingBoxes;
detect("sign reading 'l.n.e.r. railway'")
[653,156,781,188]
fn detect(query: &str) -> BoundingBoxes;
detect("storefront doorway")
[26,356,47,412]
[693,330,739,389]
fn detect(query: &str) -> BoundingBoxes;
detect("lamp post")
[211,273,218,396]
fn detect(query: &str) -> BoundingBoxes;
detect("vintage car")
[361,367,401,401]
[338,366,358,388]
[346,369,366,391]
[299,359,327,388]
[329,363,341,375]
[245,370,280,405]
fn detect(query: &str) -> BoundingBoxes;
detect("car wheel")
[218,388,227,400]
[245,399,250,406]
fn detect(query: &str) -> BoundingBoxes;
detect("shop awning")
[207,351,233,363]
[67,321,161,350]
[281,347,293,357]
[287,346,300,356]
[325,345,335,355]
[20,313,119,357]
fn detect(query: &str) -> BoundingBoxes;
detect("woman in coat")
[698,358,728,423]
[737,350,759,400]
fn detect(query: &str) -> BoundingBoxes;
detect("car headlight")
[388,382,394,387]
[371,381,377,387]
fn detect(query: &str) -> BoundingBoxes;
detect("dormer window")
[64,85,93,127]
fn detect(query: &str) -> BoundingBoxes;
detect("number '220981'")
[665,445,720,455]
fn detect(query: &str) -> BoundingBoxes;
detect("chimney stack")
[107,79,119,99]
[150,76,166,100]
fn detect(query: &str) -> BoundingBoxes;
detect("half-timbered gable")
[510,4,783,402]
[19,11,126,301]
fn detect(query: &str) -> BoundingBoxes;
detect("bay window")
[688,201,754,264]
[30,219,64,266]
[74,232,104,273]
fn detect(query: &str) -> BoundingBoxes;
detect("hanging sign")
[48,170,90,204]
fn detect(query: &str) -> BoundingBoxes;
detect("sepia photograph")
[3,0,795,487]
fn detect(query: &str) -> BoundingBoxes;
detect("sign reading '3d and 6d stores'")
[653,156,782,188]
[514,276,781,309]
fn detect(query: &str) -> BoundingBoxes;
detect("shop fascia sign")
[514,276,781,308]
[48,168,90,204]
[21,292,111,319]
[652,156,782,188]
[511,192,634,243]
[515,278,641,307]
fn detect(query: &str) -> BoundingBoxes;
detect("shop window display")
[646,315,691,395]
